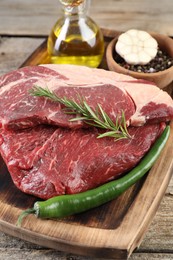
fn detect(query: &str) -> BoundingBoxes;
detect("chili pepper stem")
[17,208,35,227]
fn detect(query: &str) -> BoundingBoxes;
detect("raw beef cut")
[0,64,173,131]
[0,64,172,200]
[0,122,165,199]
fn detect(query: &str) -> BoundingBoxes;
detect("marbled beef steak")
[0,64,172,199]
[0,123,165,199]
[0,64,173,130]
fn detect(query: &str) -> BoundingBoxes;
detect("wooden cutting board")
[0,29,173,260]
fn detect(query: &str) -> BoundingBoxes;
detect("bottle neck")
[60,0,90,18]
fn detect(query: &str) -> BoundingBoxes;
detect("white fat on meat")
[41,64,173,126]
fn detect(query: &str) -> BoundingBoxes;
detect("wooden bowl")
[106,32,173,89]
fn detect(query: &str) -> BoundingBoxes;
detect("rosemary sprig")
[30,86,130,140]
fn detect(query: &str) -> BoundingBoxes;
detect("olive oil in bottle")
[47,0,104,68]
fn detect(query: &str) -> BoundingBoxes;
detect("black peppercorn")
[115,48,173,73]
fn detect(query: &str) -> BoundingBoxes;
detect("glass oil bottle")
[47,0,104,67]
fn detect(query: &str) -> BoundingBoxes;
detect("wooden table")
[0,0,173,259]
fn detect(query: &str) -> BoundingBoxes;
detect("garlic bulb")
[115,29,158,65]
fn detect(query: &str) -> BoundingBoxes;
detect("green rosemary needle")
[30,86,130,140]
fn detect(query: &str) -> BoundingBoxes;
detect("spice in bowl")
[106,29,173,89]
[115,30,173,73]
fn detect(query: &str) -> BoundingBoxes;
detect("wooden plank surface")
[0,35,173,260]
[0,31,172,260]
[0,0,173,36]
[0,0,173,259]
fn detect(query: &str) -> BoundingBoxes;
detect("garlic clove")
[125,53,139,65]
[145,37,158,48]
[118,33,133,45]
[138,30,150,41]
[116,41,130,58]
[145,47,158,59]
[138,51,151,65]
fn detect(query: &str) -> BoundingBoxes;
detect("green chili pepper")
[17,125,170,225]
